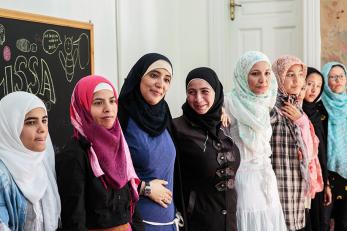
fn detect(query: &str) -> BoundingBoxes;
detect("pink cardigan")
[295,113,324,199]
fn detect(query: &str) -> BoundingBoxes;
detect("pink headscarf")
[272,55,307,95]
[70,75,139,204]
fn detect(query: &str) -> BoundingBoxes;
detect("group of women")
[0,50,345,231]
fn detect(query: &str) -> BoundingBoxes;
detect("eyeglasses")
[328,74,346,81]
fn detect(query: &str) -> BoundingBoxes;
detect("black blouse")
[172,116,240,231]
[56,137,131,231]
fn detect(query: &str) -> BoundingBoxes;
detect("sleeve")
[56,148,87,231]
[0,178,10,229]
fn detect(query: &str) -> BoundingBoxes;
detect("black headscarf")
[303,67,325,124]
[182,67,224,138]
[118,53,172,136]
[302,66,329,183]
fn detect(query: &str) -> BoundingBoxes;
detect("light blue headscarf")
[321,62,347,179]
[227,51,277,153]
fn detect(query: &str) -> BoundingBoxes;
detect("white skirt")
[235,160,287,231]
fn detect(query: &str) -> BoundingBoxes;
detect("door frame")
[208,0,321,80]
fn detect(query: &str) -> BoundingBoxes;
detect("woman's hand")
[148,179,173,208]
[324,184,332,206]
[281,101,302,121]
[221,107,231,127]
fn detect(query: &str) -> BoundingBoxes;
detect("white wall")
[0,0,118,85]
[116,0,211,117]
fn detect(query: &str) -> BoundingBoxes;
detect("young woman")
[321,62,347,231]
[303,67,332,231]
[172,67,240,231]
[224,51,287,231]
[118,53,184,231]
[0,91,60,231]
[56,75,139,231]
[271,55,308,231]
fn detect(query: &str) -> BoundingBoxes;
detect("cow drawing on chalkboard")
[59,36,78,82]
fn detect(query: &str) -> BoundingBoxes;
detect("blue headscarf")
[321,61,347,179]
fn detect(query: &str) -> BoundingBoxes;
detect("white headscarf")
[227,51,278,156]
[0,91,60,230]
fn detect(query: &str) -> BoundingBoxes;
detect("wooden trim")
[0,8,92,29]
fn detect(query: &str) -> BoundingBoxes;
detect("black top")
[56,137,132,230]
[172,116,240,231]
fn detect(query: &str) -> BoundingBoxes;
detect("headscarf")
[0,91,61,230]
[182,67,224,138]
[303,67,325,124]
[321,62,347,179]
[272,55,308,96]
[118,53,173,136]
[70,75,139,204]
[227,51,277,155]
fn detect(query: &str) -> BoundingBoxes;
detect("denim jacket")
[0,160,26,231]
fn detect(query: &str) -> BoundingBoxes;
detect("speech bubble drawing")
[42,29,62,54]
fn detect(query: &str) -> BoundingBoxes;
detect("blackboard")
[0,8,94,152]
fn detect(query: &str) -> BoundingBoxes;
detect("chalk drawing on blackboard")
[0,24,5,45]
[40,58,56,104]
[42,29,62,55]
[3,45,11,61]
[76,33,90,69]
[59,36,78,82]
[16,38,37,53]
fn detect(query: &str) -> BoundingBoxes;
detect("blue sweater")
[125,118,176,231]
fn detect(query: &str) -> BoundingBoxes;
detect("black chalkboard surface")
[0,8,94,152]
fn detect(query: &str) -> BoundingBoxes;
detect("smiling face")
[283,64,306,95]
[304,73,323,102]
[247,61,271,95]
[90,89,117,129]
[187,79,215,114]
[328,66,347,94]
[20,107,48,152]
[140,68,172,105]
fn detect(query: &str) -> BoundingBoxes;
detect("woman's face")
[90,89,117,129]
[187,79,215,114]
[20,107,48,152]
[140,68,172,105]
[247,61,271,95]
[328,66,347,94]
[283,64,306,95]
[304,73,323,102]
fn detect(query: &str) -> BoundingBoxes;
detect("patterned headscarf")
[227,51,277,153]
[70,75,139,203]
[272,55,307,95]
[321,62,347,179]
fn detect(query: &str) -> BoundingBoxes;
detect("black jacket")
[56,137,138,230]
[172,116,240,231]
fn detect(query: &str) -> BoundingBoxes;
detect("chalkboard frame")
[0,8,94,152]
